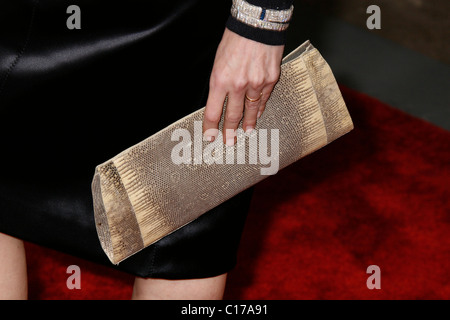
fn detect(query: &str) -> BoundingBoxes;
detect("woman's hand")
[203,28,285,146]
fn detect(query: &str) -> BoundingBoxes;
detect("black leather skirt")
[0,0,253,279]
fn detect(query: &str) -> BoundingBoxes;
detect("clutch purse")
[92,40,354,265]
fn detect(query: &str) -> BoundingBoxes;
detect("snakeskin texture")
[92,41,354,264]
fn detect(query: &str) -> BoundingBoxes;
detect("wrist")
[225,0,294,46]
[231,0,294,31]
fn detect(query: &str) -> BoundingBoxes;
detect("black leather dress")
[0,0,292,279]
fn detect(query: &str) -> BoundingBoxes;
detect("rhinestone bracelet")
[230,0,294,31]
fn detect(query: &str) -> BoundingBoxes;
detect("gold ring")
[245,92,263,102]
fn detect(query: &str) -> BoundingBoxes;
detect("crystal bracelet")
[230,0,294,31]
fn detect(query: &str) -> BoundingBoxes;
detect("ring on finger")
[245,92,263,102]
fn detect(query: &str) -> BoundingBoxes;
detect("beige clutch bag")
[92,40,354,265]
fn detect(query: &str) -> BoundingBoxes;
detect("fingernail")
[245,126,254,133]
[257,111,261,119]
[203,129,218,142]
[226,138,235,146]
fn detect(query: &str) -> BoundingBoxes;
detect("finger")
[242,88,263,133]
[257,84,275,119]
[203,86,227,142]
[222,92,245,146]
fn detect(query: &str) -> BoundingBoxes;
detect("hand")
[203,28,285,146]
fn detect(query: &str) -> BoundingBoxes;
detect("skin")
[132,274,228,300]
[203,28,285,145]
[0,233,27,300]
[0,29,284,300]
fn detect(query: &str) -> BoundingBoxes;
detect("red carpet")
[24,86,450,300]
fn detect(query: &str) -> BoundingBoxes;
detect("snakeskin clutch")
[92,40,354,264]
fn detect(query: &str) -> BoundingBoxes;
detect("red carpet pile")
[24,86,450,299]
